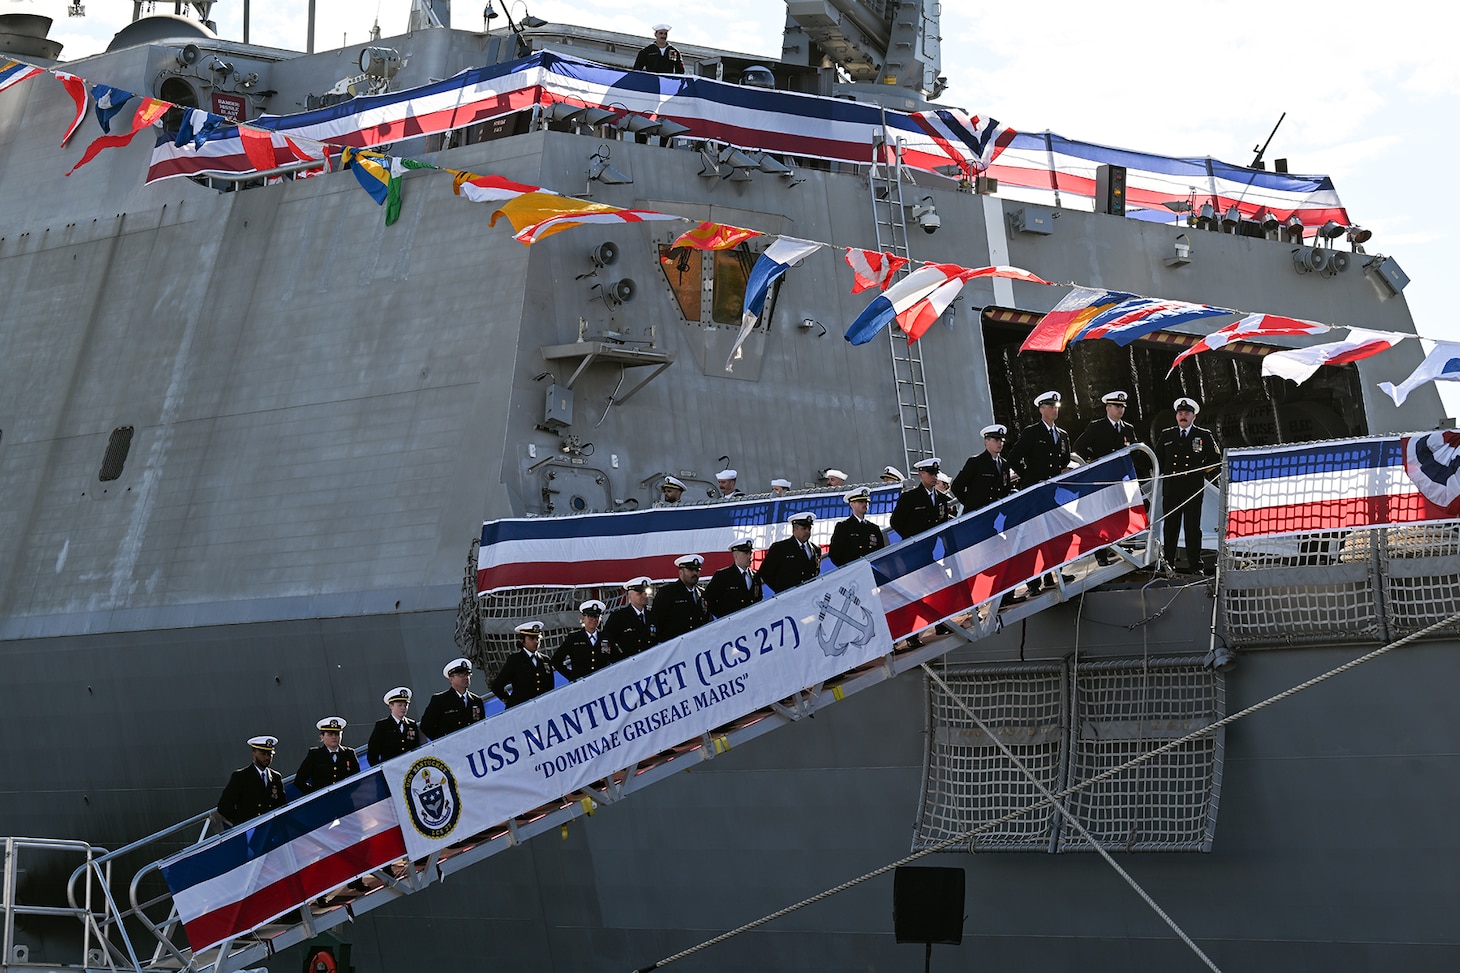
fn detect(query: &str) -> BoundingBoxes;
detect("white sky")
[23,0,1460,415]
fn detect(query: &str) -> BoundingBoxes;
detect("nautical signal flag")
[734,237,825,368]
[0,59,43,95]
[845,249,908,293]
[1261,328,1405,385]
[90,84,134,133]
[1069,296,1231,346]
[509,207,683,246]
[1379,341,1460,406]
[1021,287,1138,352]
[173,107,227,150]
[1168,313,1330,374]
[54,71,88,146]
[846,264,1047,345]
[341,148,436,225]
[672,220,762,251]
[67,97,171,175]
[451,171,547,204]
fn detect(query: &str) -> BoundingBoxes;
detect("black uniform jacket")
[828,517,886,566]
[1073,417,1142,460]
[490,650,557,708]
[366,716,420,766]
[217,764,286,827]
[1156,424,1220,490]
[759,537,821,593]
[704,565,763,617]
[551,628,617,681]
[1005,421,1072,484]
[650,582,711,642]
[951,451,1019,511]
[420,688,486,740]
[603,605,657,657]
[632,42,685,73]
[890,486,956,540]
[294,745,360,793]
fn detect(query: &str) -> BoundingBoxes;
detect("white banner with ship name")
[384,562,890,859]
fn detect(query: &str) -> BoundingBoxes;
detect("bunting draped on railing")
[3,47,1347,231]
[988,131,1348,227]
[3,48,1450,396]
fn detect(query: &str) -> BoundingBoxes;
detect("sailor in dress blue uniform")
[217,734,286,827]
[420,657,486,740]
[294,717,360,793]
[551,600,617,681]
[490,621,557,707]
[366,686,420,766]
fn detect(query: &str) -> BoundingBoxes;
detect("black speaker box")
[893,865,965,945]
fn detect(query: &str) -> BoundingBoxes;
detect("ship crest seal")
[402,756,462,839]
[815,583,875,658]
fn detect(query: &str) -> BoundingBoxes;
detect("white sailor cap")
[317,716,346,733]
[1174,396,1200,414]
[579,599,606,616]
[715,469,737,481]
[623,575,654,591]
[728,537,755,552]
[1102,390,1130,405]
[443,657,473,677]
[770,477,792,489]
[653,23,671,31]
[880,466,904,482]
[383,686,412,705]
[913,457,942,472]
[1034,390,1062,407]
[248,735,277,751]
[661,475,686,491]
[825,468,848,481]
[981,423,1007,439]
[844,486,872,503]
[787,511,815,526]
[936,472,952,485]
[515,620,545,637]
[675,554,704,569]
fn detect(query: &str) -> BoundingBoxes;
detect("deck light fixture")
[587,145,631,185]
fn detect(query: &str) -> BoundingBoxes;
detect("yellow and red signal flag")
[67,97,171,176]
[670,220,761,250]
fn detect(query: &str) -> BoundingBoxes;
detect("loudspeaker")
[590,241,619,268]
[606,278,636,304]
[1095,163,1126,217]
[893,866,964,945]
[178,43,201,67]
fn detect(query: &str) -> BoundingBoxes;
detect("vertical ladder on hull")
[868,118,936,470]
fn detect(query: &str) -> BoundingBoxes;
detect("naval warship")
[2,1,1457,971]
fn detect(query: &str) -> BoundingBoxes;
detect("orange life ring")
[307,949,337,973]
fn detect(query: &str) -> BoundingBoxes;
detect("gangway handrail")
[65,446,1160,973]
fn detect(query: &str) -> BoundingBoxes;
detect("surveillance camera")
[920,212,941,234]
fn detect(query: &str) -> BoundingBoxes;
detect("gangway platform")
[3,448,1157,973]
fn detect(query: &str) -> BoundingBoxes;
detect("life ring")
[306,949,337,973]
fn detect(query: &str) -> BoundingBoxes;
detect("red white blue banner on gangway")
[159,772,405,954]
